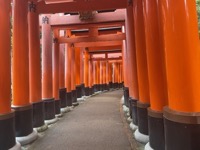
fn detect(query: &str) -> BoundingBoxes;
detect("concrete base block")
[9,142,21,150]
[134,129,149,144]
[130,122,138,131]
[45,117,59,125]
[126,112,130,117]
[16,129,38,146]
[73,102,79,107]
[123,105,129,113]
[61,107,71,113]
[77,97,85,101]
[84,96,91,99]
[69,106,74,111]
[56,113,63,118]
[145,142,154,150]
[127,117,132,123]
[34,124,48,132]
[121,96,124,105]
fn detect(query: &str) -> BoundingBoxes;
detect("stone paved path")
[27,90,135,150]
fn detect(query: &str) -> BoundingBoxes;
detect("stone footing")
[148,108,165,150]
[164,106,200,150]
[0,111,16,150]
[43,98,55,120]
[32,101,45,128]
[16,129,38,146]
[59,88,67,109]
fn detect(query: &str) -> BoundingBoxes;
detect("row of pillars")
[0,1,124,150]
[123,0,200,150]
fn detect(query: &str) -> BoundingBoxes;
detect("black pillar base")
[85,87,90,96]
[32,101,45,128]
[43,98,55,120]
[109,82,113,89]
[81,84,85,97]
[131,99,138,125]
[93,84,98,93]
[137,101,150,135]
[105,84,109,91]
[76,85,82,98]
[129,98,132,118]
[12,105,33,137]
[72,90,77,103]
[0,112,16,150]
[89,87,94,95]
[123,87,129,107]
[92,86,95,95]
[148,108,165,150]
[55,100,61,115]
[59,88,67,108]
[100,84,104,91]
[114,82,118,89]
[164,106,200,150]
[66,92,72,107]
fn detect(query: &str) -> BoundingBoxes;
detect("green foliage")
[196,0,200,31]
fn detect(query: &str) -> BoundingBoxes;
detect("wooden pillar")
[0,1,18,149]
[12,0,38,144]
[28,0,45,128]
[102,61,107,91]
[75,47,82,98]
[113,62,118,88]
[108,62,113,89]
[41,14,56,122]
[96,61,100,91]
[80,48,85,96]
[100,61,104,91]
[53,29,61,115]
[71,44,78,105]
[142,0,168,149]
[65,30,73,106]
[89,60,94,94]
[106,61,109,90]
[133,0,150,140]
[158,0,200,149]
[84,49,90,96]
[125,3,139,122]
[93,61,97,92]
[59,43,67,110]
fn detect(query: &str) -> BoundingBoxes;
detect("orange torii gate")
[1,0,200,149]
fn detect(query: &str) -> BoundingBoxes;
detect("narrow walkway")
[27,90,133,150]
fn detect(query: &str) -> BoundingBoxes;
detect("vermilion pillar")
[97,61,101,91]
[89,60,94,95]
[42,15,56,123]
[143,0,168,149]
[59,43,67,111]
[108,62,113,89]
[12,0,37,144]
[113,62,119,89]
[28,0,45,129]
[80,48,85,96]
[65,42,73,107]
[100,61,104,91]
[0,1,19,149]
[71,45,78,106]
[158,0,200,149]
[133,0,150,141]
[102,61,107,91]
[84,50,90,96]
[93,61,98,92]
[125,2,139,125]
[106,61,109,90]
[53,29,61,116]
[75,47,82,98]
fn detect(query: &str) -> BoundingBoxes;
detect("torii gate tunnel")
[0,0,200,150]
